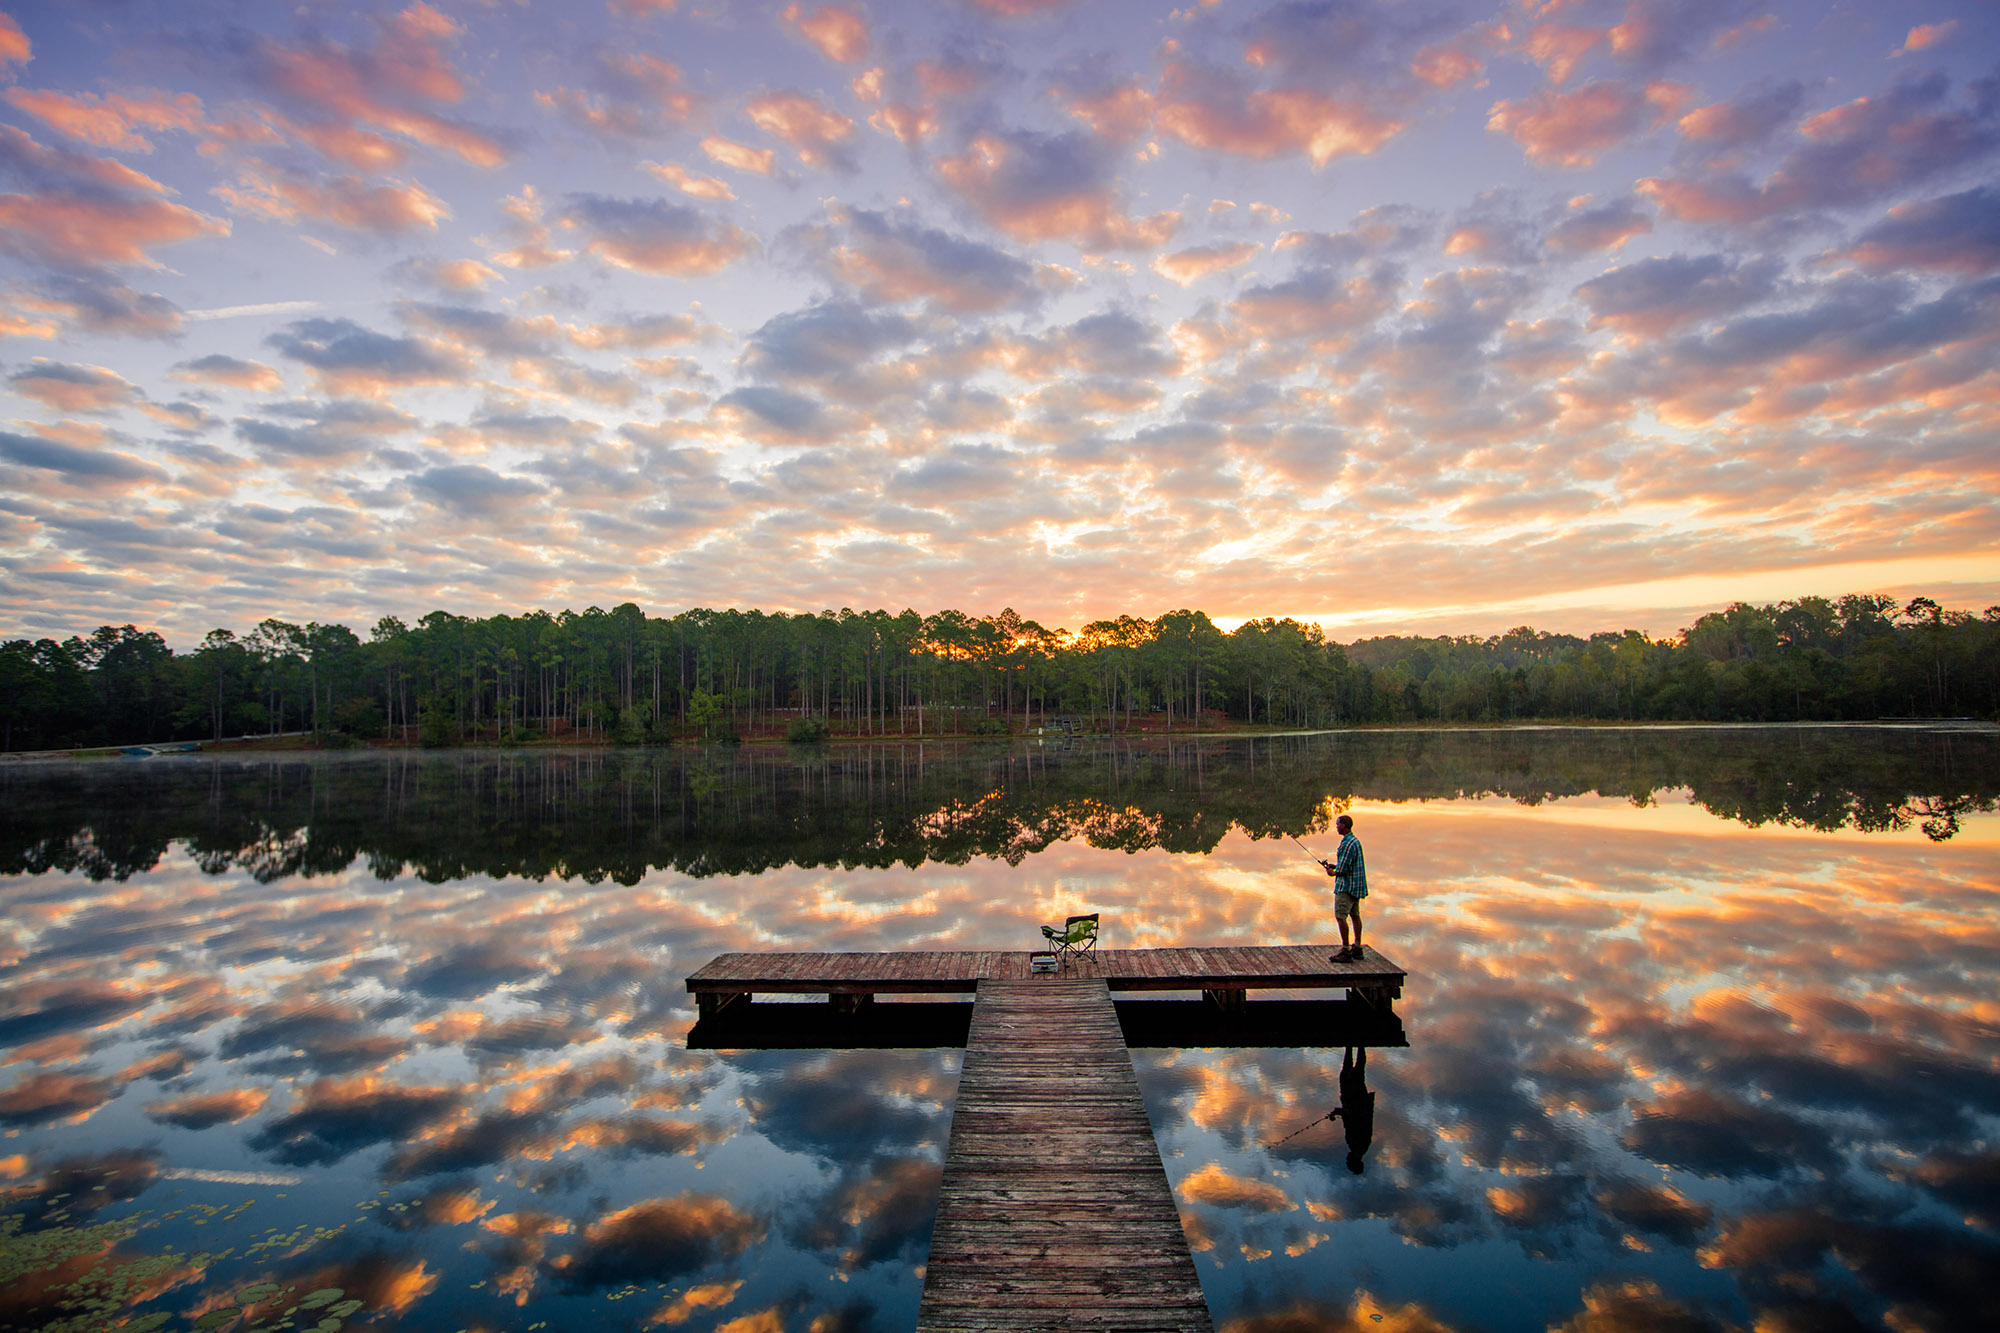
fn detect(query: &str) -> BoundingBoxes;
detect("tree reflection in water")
[0,727,1993,1332]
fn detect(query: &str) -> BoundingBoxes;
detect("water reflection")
[1,728,1995,1332]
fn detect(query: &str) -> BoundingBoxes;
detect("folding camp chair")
[1040,912,1099,963]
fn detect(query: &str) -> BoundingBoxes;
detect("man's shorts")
[1334,891,1360,920]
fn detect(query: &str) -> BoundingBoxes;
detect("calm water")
[2,728,1995,1333]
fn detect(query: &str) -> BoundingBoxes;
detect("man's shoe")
[1330,948,1353,963]
[1349,945,1366,961]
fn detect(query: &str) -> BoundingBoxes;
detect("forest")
[1,593,1996,751]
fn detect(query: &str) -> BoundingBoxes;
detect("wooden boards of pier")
[915,979,1213,1333]
[687,944,1405,1019]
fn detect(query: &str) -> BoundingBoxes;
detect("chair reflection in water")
[1041,911,1100,963]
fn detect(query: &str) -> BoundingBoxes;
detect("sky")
[0,0,1996,647]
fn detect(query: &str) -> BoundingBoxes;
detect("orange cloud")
[648,1279,742,1326]
[0,13,27,66]
[144,1087,268,1127]
[1157,65,1405,167]
[1904,22,1957,52]
[2,88,206,153]
[644,161,735,201]
[8,359,142,412]
[745,92,855,168]
[782,5,869,64]
[0,127,228,267]
[215,167,447,233]
[1178,1162,1293,1211]
[1152,241,1260,286]
[702,136,775,174]
[1488,79,1687,167]
[937,132,1180,251]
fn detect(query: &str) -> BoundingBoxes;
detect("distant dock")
[685,944,1408,1329]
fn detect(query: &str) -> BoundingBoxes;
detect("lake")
[2,726,1995,1333]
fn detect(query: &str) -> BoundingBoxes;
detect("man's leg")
[1351,905,1363,956]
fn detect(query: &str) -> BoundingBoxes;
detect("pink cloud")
[169,354,284,392]
[937,130,1179,252]
[2,89,206,154]
[1152,241,1261,286]
[1521,23,1604,85]
[0,128,229,268]
[8,359,143,413]
[1488,79,1687,168]
[1059,82,1156,143]
[1412,42,1483,90]
[0,13,27,66]
[559,194,754,276]
[1156,63,1406,167]
[250,3,508,168]
[1848,187,2000,274]
[1903,21,1957,52]
[745,92,855,168]
[644,161,735,201]
[1545,197,1653,253]
[538,54,699,140]
[782,5,870,64]
[215,168,448,234]
[1642,75,2000,224]
[702,136,776,175]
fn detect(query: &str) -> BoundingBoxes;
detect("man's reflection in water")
[1336,1046,1374,1175]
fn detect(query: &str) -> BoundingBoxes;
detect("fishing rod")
[1268,1105,1341,1147]
[1290,833,1330,869]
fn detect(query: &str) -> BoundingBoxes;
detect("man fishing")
[1322,813,1367,963]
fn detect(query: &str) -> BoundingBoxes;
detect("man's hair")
[1336,814,1353,830]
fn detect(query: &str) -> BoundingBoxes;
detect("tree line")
[5,728,1991,886]
[1,593,1996,751]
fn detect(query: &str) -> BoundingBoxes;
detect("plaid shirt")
[1333,832,1367,898]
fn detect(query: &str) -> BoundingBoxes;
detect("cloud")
[0,125,229,268]
[539,53,700,140]
[1488,79,1689,168]
[144,1088,268,1129]
[1153,241,1261,286]
[214,166,449,233]
[0,1071,116,1126]
[793,206,1042,313]
[701,137,775,174]
[8,359,143,413]
[558,194,754,275]
[782,5,870,64]
[1179,1162,1292,1212]
[644,161,735,201]
[249,1077,463,1166]
[550,1196,764,1291]
[1155,61,1406,167]
[409,463,548,515]
[1848,187,2000,274]
[0,13,27,67]
[265,316,471,396]
[1574,253,1779,336]
[715,385,829,437]
[2,88,206,154]
[0,429,169,484]
[937,128,1179,251]
[745,92,856,169]
[170,354,284,392]
[235,397,417,460]
[8,276,181,338]
[1544,197,1654,254]
[1902,21,1958,53]
[1640,72,2000,224]
[243,2,509,168]
[1675,82,1806,152]
[394,256,501,291]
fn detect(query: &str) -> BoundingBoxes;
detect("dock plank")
[917,978,1212,1333]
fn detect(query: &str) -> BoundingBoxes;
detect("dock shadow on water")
[0,727,1994,1332]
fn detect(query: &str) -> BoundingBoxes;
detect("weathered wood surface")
[687,944,1404,1002]
[916,979,1213,1333]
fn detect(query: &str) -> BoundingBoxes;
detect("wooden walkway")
[687,944,1404,1017]
[915,979,1212,1332]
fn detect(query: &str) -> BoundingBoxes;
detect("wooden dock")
[685,943,1409,1330]
[916,979,1212,1332]
[686,944,1404,1018]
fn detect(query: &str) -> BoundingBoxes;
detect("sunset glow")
[1,1,1996,642]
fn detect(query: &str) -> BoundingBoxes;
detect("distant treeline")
[2,594,1996,751]
[3,729,1992,884]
